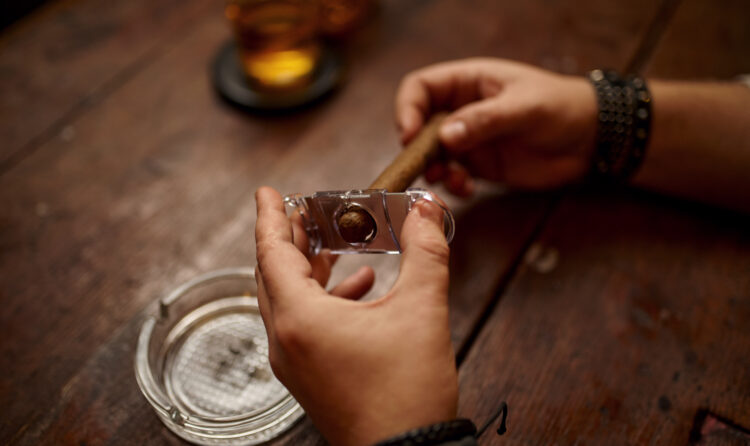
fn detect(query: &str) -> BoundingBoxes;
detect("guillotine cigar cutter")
[284,188,454,255]
[284,113,456,255]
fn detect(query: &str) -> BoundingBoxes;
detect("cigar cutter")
[283,188,455,255]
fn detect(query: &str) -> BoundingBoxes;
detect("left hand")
[395,58,598,195]
[254,186,458,446]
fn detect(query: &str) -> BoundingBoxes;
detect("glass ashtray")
[135,268,303,445]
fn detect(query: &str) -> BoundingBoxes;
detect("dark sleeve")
[431,435,477,446]
[372,419,477,446]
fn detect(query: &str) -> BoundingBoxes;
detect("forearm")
[631,81,750,213]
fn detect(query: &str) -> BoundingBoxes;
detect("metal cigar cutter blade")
[283,188,455,255]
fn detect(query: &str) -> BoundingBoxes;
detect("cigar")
[337,113,447,244]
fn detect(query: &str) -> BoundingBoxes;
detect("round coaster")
[212,40,343,112]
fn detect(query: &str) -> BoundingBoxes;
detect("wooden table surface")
[1,0,749,444]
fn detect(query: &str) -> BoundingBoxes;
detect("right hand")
[395,58,599,195]
[254,187,458,446]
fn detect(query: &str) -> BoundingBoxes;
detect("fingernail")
[440,120,467,144]
[416,200,443,226]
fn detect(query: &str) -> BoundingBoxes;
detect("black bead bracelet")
[373,419,477,446]
[587,69,652,182]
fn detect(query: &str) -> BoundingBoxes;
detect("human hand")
[396,58,598,194]
[254,187,458,446]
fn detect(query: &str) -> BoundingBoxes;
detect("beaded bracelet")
[373,419,477,446]
[587,69,652,182]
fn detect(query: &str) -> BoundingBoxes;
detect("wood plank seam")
[625,0,683,73]
[455,195,562,366]
[454,0,687,369]
[0,1,217,177]
[7,311,146,444]
[0,45,161,176]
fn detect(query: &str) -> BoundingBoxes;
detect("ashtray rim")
[134,267,304,444]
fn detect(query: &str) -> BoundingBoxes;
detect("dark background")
[1,0,48,30]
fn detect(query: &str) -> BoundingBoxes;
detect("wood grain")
[0,0,672,444]
[0,15,315,443]
[458,191,750,444]
[458,1,750,442]
[643,0,750,79]
[0,0,216,170]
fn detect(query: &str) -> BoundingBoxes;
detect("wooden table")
[2,0,749,444]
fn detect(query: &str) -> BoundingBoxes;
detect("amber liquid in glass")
[226,0,320,91]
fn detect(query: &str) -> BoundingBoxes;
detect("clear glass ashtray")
[134,268,303,445]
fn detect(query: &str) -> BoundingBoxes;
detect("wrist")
[559,75,599,182]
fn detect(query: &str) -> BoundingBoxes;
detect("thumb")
[392,200,450,301]
[439,95,515,152]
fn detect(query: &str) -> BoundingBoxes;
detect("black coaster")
[212,40,343,113]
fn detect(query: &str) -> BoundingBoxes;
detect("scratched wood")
[643,0,750,79]
[0,0,216,169]
[457,0,750,443]
[1,0,661,444]
[458,191,750,445]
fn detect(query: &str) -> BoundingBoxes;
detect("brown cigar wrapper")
[337,113,447,244]
[369,112,447,191]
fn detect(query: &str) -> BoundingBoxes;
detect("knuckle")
[460,110,491,143]
[414,235,450,262]
[400,72,420,89]
[256,238,279,252]
[255,239,280,264]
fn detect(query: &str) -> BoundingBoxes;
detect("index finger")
[395,61,481,143]
[255,186,322,303]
